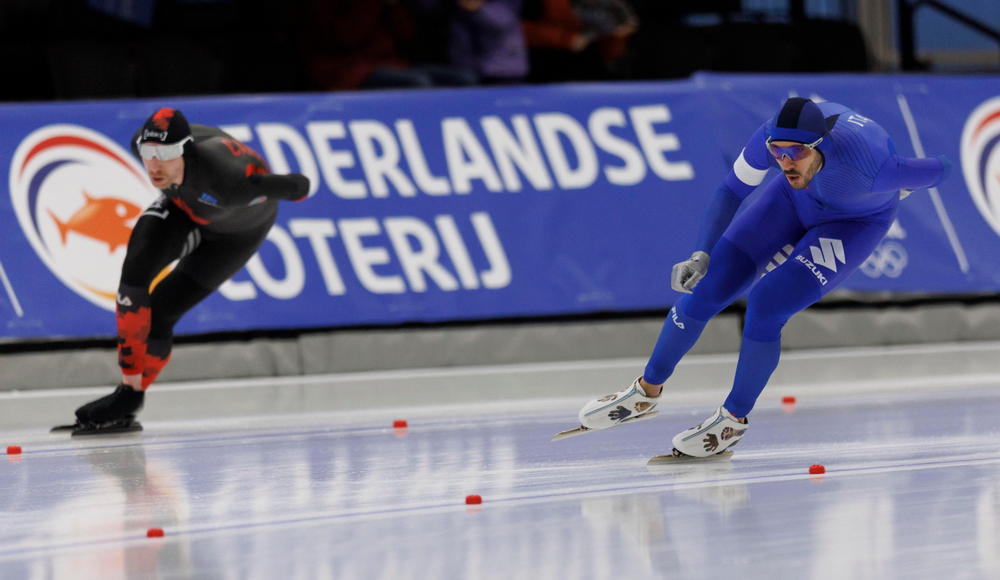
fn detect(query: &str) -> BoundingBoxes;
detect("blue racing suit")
[643,102,950,417]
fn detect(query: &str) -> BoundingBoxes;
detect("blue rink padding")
[1,73,999,339]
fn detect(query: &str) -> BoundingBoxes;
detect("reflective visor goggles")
[137,136,192,161]
[765,135,823,161]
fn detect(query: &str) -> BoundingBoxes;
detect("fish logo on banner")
[962,96,1000,236]
[9,125,158,311]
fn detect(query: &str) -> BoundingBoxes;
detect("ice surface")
[2,365,999,579]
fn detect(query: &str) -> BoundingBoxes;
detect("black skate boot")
[52,384,145,436]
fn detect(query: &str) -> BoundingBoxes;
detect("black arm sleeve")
[247,173,311,202]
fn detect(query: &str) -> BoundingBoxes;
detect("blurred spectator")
[577,0,638,72]
[450,0,529,84]
[521,0,638,82]
[295,0,475,91]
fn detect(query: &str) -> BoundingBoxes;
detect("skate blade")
[551,410,659,442]
[550,425,592,441]
[51,419,143,436]
[71,421,143,437]
[646,449,733,465]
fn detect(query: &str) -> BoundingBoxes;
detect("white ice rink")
[2,343,1000,580]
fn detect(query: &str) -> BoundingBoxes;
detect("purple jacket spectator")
[450,0,528,83]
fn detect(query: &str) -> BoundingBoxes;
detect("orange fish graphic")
[48,191,141,253]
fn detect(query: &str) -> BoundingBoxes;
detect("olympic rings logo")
[860,240,908,279]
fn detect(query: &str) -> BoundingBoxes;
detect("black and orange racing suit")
[118,124,309,388]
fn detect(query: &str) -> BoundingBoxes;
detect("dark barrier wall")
[2,73,999,339]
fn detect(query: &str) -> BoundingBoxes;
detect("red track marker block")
[808,464,826,475]
[6,446,22,455]
[146,528,165,538]
[392,419,408,429]
[465,494,483,505]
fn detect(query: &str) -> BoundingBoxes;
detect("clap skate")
[51,415,143,436]
[552,377,660,441]
[51,383,145,436]
[647,406,747,463]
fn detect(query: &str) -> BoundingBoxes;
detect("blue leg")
[644,238,756,384]
[723,337,782,417]
[723,216,893,417]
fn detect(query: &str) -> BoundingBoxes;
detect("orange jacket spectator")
[521,0,635,67]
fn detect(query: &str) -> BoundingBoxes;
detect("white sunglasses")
[137,136,192,161]
[765,135,824,161]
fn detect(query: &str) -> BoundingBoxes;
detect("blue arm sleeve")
[694,183,743,254]
[690,123,770,254]
[872,154,951,193]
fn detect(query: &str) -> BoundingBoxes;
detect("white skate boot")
[552,377,661,441]
[670,406,748,458]
[552,377,660,441]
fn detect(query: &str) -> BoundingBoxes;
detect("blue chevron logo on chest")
[197,193,220,207]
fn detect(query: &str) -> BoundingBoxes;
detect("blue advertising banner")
[1,73,999,339]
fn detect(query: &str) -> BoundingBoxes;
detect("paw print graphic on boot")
[702,433,719,453]
[608,405,633,422]
[578,377,661,430]
[721,426,747,441]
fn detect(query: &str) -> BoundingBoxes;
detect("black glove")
[75,384,145,423]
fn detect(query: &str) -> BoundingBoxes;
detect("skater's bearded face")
[768,139,824,189]
[142,155,185,189]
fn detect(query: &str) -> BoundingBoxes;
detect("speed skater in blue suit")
[575,97,951,457]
